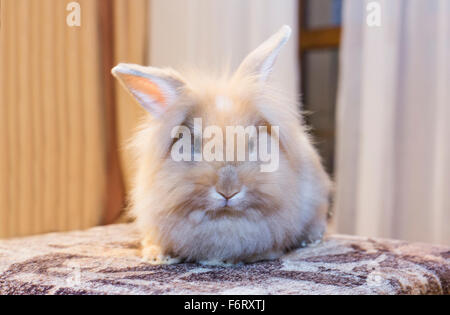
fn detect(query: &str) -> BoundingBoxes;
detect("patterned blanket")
[0,224,448,295]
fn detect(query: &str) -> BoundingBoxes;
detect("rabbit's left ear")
[112,63,185,117]
[235,25,291,82]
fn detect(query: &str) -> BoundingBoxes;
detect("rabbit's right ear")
[112,63,185,117]
[235,25,291,83]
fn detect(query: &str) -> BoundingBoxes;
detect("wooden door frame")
[98,0,125,224]
[299,0,341,97]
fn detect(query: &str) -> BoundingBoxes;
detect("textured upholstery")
[0,224,448,295]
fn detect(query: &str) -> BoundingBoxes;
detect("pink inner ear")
[121,74,167,107]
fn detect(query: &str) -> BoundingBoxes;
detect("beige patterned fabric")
[0,224,448,295]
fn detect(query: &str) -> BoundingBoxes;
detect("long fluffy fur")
[128,70,332,264]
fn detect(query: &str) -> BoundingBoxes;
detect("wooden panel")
[66,0,83,231]
[54,0,69,231]
[5,0,19,237]
[300,27,341,51]
[99,0,125,224]
[41,0,57,233]
[84,0,107,227]
[16,0,32,235]
[113,0,148,193]
[0,0,9,238]
[0,0,106,237]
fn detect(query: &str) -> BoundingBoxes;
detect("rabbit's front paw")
[141,244,181,265]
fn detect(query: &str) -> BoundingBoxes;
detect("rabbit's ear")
[112,63,185,116]
[235,25,291,83]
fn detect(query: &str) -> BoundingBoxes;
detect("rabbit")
[112,25,331,265]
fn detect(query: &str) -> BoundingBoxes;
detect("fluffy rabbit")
[112,25,331,265]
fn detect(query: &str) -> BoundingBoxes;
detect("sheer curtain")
[334,0,450,245]
[148,0,299,102]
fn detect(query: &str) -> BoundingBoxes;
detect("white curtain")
[148,0,299,102]
[335,0,450,245]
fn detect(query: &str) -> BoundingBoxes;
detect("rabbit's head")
[112,26,329,261]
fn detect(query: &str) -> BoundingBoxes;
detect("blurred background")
[0,0,448,245]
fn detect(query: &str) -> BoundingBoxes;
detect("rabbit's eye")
[248,137,256,153]
[258,129,272,154]
[192,135,202,154]
[170,128,186,148]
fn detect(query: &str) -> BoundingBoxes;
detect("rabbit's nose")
[216,166,241,200]
[216,188,240,200]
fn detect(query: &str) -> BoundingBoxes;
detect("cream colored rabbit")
[112,25,331,265]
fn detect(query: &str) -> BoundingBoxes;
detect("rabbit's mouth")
[207,186,248,210]
[187,206,247,225]
[204,206,246,219]
[212,205,241,214]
